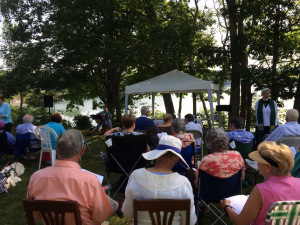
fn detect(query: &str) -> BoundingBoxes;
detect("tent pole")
[125,93,128,114]
[207,89,215,127]
[152,93,155,119]
[217,90,221,127]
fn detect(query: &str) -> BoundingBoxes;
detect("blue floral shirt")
[226,129,254,144]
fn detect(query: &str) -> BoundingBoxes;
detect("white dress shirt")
[265,121,300,141]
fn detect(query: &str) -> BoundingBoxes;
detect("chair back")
[172,144,194,175]
[106,134,147,174]
[133,199,190,225]
[186,130,202,139]
[265,200,300,225]
[276,136,300,152]
[36,126,58,151]
[0,131,10,155]
[23,199,82,225]
[235,140,254,160]
[198,169,242,202]
[15,132,31,157]
[147,127,172,150]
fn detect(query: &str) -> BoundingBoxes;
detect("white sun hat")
[142,135,190,169]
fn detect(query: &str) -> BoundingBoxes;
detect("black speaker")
[44,95,53,107]
[216,105,232,112]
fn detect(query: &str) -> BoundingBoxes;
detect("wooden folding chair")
[23,199,82,225]
[133,199,190,225]
[265,200,300,225]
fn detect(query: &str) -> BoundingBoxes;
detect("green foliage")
[73,114,93,130]
[61,119,74,130]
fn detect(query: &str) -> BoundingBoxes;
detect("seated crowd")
[5,104,300,225]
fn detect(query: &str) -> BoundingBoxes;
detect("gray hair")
[23,114,33,123]
[205,127,228,153]
[171,118,186,133]
[261,88,271,95]
[286,109,299,121]
[56,129,85,159]
[141,106,149,115]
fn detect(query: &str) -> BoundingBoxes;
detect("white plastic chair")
[276,135,300,152]
[35,125,58,169]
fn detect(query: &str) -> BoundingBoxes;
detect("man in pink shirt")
[27,129,114,225]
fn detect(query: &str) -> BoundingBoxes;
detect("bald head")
[286,109,299,122]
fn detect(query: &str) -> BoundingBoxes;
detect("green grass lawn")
[0,131,261,225]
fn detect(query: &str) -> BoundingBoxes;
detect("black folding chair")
[105,134,147,198]
[0,131,14,161]
[15,133,41,159]
[147,127,172,150]
[196,169,242,225]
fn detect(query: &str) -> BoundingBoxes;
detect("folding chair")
[105,134,147,198]
[172,143,195,175]
[196,169,242,225]
[235,140,255,186]
[147,127,172,150]
[133,199,190,225]
[0,131,12,161]
[265,200,300,225]
[35,126,58,169]
[15,133,41,159]
[23,199,82,225]
[234,140,255,161]
[276,136,300,152]
[186,130,203,159]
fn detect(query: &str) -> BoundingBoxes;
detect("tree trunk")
[20,91,23,114]
[193,93,197,116]
[294,76,300,123]
[245,83,252,131]
[178,93,182,118]
[200,92,211,129]
[162,93,175,115]
[226,0,241,121]
[240,81,247,120]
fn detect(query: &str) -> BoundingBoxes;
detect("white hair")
[141,106,149,115]
[23,114,33,123]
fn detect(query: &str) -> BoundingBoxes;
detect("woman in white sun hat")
[121,135,197,225]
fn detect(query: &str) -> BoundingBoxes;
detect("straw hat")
[142,135,189,169]
[249,150,270,165]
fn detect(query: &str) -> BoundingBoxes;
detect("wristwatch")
[224,205,233,216]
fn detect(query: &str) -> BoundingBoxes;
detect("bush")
[61,119,74,129]
[73,114,93,130]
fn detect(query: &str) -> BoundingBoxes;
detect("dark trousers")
[4,123,12,133]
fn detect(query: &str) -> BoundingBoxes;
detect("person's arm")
[265,126,281,141]
[104,127,121,137]
[220,186,262,225]
[91,180,114,223]
[6,132,16,146]
[121,174,135,219]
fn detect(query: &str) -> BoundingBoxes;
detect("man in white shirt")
[184,113,202,146]
[265,109,300,141]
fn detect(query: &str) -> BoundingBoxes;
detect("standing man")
[265,109,300,141]
[134,106,155,131]
[27,129,114,224]
[255,88,278,145]
[184,113,202,146]
[0,94,13,133]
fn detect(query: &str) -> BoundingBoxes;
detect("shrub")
[73,114,93,130]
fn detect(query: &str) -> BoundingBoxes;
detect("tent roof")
[125,69,219,94]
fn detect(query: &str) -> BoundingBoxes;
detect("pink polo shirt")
[27,160,113,225]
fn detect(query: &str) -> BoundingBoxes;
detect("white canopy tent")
[124,69,220,126]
